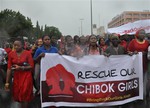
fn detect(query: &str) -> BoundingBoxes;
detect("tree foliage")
[44,25,62,39]
[33,21,42,39]
[33,24,62,40]
[0,9,33,41]
[0,9,62,42]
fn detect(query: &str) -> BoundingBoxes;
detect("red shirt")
[128,39,149,72]
[128,39,149,52]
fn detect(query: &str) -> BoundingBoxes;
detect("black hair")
[88,35,97,42]
[14,37,25,49]
[14,37,25,46]
[65,35,72,42]
[42,35,50,40]
[88,35,98,47]
[98,37,105,45]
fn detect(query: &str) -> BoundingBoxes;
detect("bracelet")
[5,83,9,87]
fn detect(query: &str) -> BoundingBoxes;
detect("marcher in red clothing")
[128,30,149,52]
[98,37,108,52]
[128,29,149,72]
[5,38,34,108]
[128,29,149,100]
[119,35,128,51]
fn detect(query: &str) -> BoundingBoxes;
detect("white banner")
[107,19,150,35]
[41,53,143,107]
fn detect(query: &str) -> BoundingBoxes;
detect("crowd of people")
[0,29,150,108]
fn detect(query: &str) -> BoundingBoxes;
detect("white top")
[0,48,7,65]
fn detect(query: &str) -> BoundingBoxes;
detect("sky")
[0,0,150,36]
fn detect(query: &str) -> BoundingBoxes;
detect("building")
[97,26,105,37]
[93,24,98,35]
[108,10,150,28]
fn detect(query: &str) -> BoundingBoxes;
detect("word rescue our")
[78,68,136,79]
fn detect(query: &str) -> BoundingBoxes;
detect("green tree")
[0,9,33,41]
[44,26,62,39]
[34,21,41,38]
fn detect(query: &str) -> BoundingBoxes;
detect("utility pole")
[80,19,84,36]
[78,27,80,36]
[90,0,93,35]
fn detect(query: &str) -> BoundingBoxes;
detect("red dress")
[7,50,34,102]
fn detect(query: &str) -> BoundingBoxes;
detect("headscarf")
[135,29,145,38]
[135,30,140,38]
[111,33,119,40]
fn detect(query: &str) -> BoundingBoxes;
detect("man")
[104,33,125,56]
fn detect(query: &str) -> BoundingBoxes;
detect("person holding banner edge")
[104,33,126,57]
[84,35,103,55]
[127,29,149,103]
[33,35,58,108]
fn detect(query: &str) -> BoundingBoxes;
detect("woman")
[99,37,108,52]
[128,29,149,72]
[5,38,34,108]
[64,35,74,56]
[33,35,58,95]
[128,29,149,101]
[85,35,102,55]
[34,35,58,63]
[73,35,80,45]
